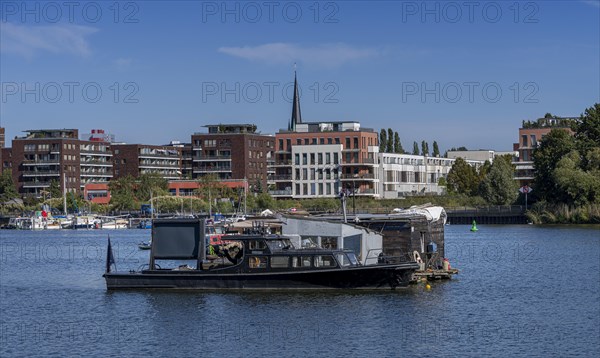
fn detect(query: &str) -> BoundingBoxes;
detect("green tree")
[479,155,519,205]
[432,141,440,157]
[553,150,600,206]
[412,141,420,155]
[393,132,404,153]
[447,157,479,195]
[572,103,600,171]
[387,128,394,153]
[379,129,387,153]
[532,128,575,202]
[108,175,138,211]
[137,173,169,201]
[0,170,18,202]
[421,140,429,156]
[48,179,61,199]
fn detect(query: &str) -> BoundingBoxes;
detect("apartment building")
[378,153,484,198]
[191,124,274,191]
[268,73,379,198]
[513,116,575,186]
[11,129,113,197]
[112,144,181,180]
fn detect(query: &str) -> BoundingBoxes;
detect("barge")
[104,218,419,290]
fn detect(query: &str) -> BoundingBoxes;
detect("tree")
[421,140,429,156]
[432,141,440,157]
[108,175,138,211]
[532,128,575,202]
[48,179,61,199]
[553,150,600,206]
[137,173,169,202]
[0,170,18,202]
[479,155,519,205]
[387,128,394,153]
[412,141,420,155]
[446,157,479,195]
[393,132,404,153]
[379,129,387,153]
[573,103,600,171]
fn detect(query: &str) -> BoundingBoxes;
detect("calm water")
[1,225,598,357]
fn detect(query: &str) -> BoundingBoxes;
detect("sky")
[1,0,599,152]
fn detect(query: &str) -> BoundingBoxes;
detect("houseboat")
[104,218,419,290]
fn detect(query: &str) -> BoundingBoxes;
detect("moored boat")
[104,218,419,290]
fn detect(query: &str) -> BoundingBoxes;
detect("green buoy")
[470,220,478,232]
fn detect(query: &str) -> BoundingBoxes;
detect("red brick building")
[191,124,274,192]
[112,144,181,180]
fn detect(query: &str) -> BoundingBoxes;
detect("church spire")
[289,65,302,131]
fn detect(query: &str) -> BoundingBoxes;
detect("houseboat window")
[249,256,267,269]
[248,240,267,250]
[266,239,293,251]
[270,256,289,268]
[301,236,318,248]
[291,256,312,268]
[321,236,337,249]
[314,255,336,268]
[337,252,359,267]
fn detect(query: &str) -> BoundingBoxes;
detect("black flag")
[106,236,116,273]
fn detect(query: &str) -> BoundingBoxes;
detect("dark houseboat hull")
[104,263,418,290]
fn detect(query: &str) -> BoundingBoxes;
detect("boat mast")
[63,172,67,216]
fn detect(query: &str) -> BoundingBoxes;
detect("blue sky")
[1,0,599,152]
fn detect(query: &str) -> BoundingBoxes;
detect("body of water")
[1,225,599,357]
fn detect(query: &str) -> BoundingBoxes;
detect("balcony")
[21,170,60,177]
[339,158,376,165]
[193,167,232,173]
[80,159,112,166]
[268,174,292,181]
[269,189,292,196]
[192,155,232,161]
[22,181,53,188]
[270,160,292,167]
[339,173,375,180]
[22,159,60,165]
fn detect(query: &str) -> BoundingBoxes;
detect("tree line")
[379,128,440,157]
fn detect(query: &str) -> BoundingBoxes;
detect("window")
[286,139,291,150]
[248,240,267,250]
[249,256,267,269]
[295,154,300,165]
[321,237,338,249]
[24,144,35,152]
[278,139,283,150]
[522,135,528,147]
[297,139,302,145]
[302,168,307,180]
[314,255,336,268]
[271,256,289,268]
[327,138,332,144]
[353,137,359,148]
[304,138,309,145]
[345,138,350,148]
[333,153,339,164]
[292,256,312,268]
[335,138,340,144]
[318,153,323,165]
[312,138,317,145]
[302,153,307,165]
[325,153,331,164]
[320,138,325,145]
[310,168,315,180]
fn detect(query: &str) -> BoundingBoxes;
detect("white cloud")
[114,57,133,70]
[218,43,380,68]
[0,23,98,59]
[581,0,600,7]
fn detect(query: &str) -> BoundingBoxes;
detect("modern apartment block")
[11,129,113,197]
[269,72,379,198]
[513,116,575,186]
[191,124,274,191]
[112,144,181,180]
[378,153,484,198]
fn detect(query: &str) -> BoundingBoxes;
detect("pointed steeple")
[289,66,302,131]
